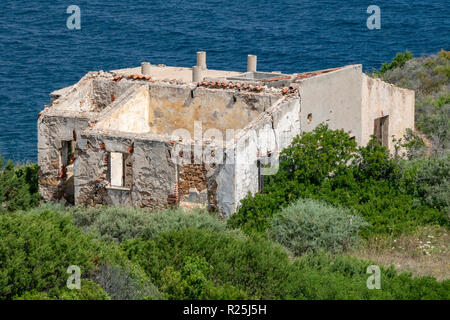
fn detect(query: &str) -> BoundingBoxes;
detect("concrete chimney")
[247,55,257,72]
[192,66,202,82]
[141,62,151,75]
[196,51,207,70]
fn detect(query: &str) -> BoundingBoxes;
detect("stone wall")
[38,114,90,201]
[147,84,276,136]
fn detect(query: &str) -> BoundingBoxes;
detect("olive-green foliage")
[14,279,111,300]
[228,125,448,236]
[91,263,161,300]
[65,205,227,243]
[0,209,101,299]
[268,198,368,255]
[0,207,159,300]
[121,228,300,299]
[121,228,450,300]
[0,157,39,212]
[400,152,450,218]
[378,50,450,152]
[160,255,248,299]
[377,50,414,76]
[292,252,450,300]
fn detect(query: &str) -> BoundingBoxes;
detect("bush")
[65,206,227,243]
[377,50,414,76]
[14,279,111,300]
[0,157,39,212]
[400,153,450,218]
[229,125,447,236]
[228,124,358,234]
[0,207,159,300]
[292,252,450,300]
[91,263,161,300]
[268,198,368,255]
[121,228,299,299]
[160,255,247,299]
[379,50,450,151]
[121,228,450,300]
[0,209,100,299]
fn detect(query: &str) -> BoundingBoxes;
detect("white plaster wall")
[361,74,415,152]
[97,87,150,133]
[272,99,301,151]
[233,98,301,211]
[298,65,363,143]
[234,128,259,209]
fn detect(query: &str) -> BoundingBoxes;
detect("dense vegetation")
[377,49,449,152]
[228,125,449,236]
[0,51,449,300]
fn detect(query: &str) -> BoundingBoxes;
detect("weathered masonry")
[38,52,414,216]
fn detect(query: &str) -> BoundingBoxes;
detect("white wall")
[361,74,415,152]
[298,65,363,143]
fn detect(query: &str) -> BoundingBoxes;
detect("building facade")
[38,53,414,216]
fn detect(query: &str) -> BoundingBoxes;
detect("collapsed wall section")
[74,132,177,209]
[234,98,300,213]
[147,84,275,136]
[38,114,90,202]
[38,74,133,203]
[74,130,236,215]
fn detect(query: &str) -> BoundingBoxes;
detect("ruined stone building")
[38,52,414,217]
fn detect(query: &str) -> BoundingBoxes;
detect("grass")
[350,225,449,281]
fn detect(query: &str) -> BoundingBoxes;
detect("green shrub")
[160,255,247,299]
[65,206,226,243]
[228,124,358,234]
[52,279,111,300]
[91,263,161,300]
[292,252,450,300]
[229,125,447,236]
[0,207,159,300]
[0,157,39,212]
[378,50,414,76]
[268,198,368,255]
[400,153,450,218]
[122,228,450,300]
[378,50,449,151]
[14,279,111,300]
[0,209,101,299]
[121,228,300,299]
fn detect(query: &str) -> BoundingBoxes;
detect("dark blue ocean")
[0,0,449,162]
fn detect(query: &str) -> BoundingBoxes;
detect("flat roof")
[111,65,242,83]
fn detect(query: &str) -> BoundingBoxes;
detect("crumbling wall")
[74,133,112,206]
[75,131,177,210]
[233,98,300,211]
[91,78,137,112]
[38,114,90,201]
[361,74,415,153]
[173,142,235,216]
[147,84,275,136]
[95,86,150,133]
[178,163,208,205]
[131,137,177,210]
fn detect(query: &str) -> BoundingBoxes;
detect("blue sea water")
[0,0,449,162]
